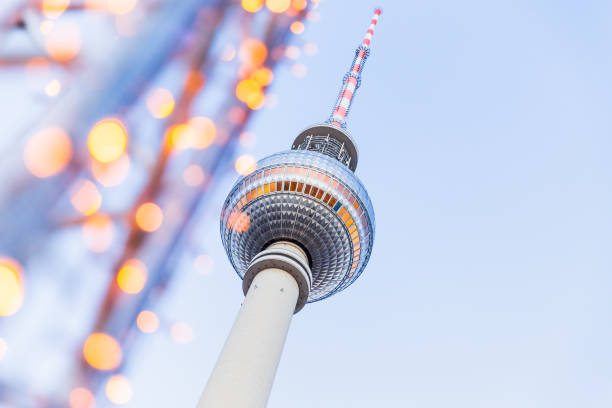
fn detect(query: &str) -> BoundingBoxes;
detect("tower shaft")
[197,243,311,408]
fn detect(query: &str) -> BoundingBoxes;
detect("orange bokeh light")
[292,0,307,11]
[183,164,205,187]
[146,88,175,119]
[235,79,264,109]
[170,322,194,344]
[238,39,267,67]
[90,153,130,187]
[83,333,122,370]
[88,118,128,163]
[41,0,70,19]
[136,310,159,333]
[227,210,251,233]
[242,0,263,13]
[71,180,102,216]
[0,258,23,317]
[69,387,95,408]
[83,214,114,253]
[234,154,257,176]
[251,67,273,86]
[23,127,72,178]
[266,0,290,13]
[135,202,163,232]
[116,258,147,294]
[290,21,304,34]
[189,116,216,149]
[45,21,81,61]
[105,375,132,405]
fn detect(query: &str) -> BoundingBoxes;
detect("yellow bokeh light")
[105,375,132,405]
[266,0,290,13]
[0,338,7,360]
[292,0,307,11]
[69,387,95,408]
[0,258,23,317]
[83,333,122,370]
[241,0,263,13]
[116,258,147,294]
[189,116,216,149]
[23,127,72,178]
[83,214,114,253]
[170,322,194,344]
[45,21,81,61]
[238,39,268,67]
[251,67,273,86]
[44,79,61,96]
[235,79,264,108]
[136,310,159,333]
[234,154,257,175]
[42,0,70,19]
[135,202,163,232]
[90,153,130,187]
[88,118,128,163]
[290,21,304,34]
[71,180,102,216]
[146,88,175,119]
[183,164,205,187]
[106,0,138,15]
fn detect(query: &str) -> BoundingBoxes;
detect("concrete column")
[197,242,311,408]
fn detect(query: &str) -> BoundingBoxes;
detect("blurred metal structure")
[0,0,313,406]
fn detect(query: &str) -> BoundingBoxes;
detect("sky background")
[123,1,612,406]
[4,0,610,406]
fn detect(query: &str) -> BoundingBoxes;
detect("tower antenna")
[328,8,382,129]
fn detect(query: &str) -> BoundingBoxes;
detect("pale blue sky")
[127,1,612,407]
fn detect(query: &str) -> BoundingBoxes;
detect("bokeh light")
[189,116,216,149]
[105,375,132,405]
[45,21,82,62]
[90,153,130,187]
[290,21,304,34]
[41,0,70,19]
[117,259,147,294]
[194,254,214,275]
[70,180,102,216]
[107,0,138,15]
[266,0,290,14]
[40,20,54,36]
[44,79,61,96]
[69,387,95,408]
[83,333,122,370]
[183,164,205,187]
[146,88,175,119]
[136,310,159,333]
[291,62,307,78]
[292,0,307,11]
[135,202,163,232]
[241,0,263,13]
[23,127,72,178]
[170,322,194,344]
[0,258,23,317]
[227,210,251,233]
[0,338,7,360]
[88,118,128,163]
[303,42,318,56]
[285,45,300,59]
[234,154,257,175]
[238,39,267,67]
[251,67,273,86]
[82,214,114,253]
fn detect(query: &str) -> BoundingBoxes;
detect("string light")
[238,39,268,67]
[82,214,114,253]
[116,259,147,294]
[266,0,290,14]
[90,153,131,187]
[23,127,72,178]
[88,118,128,163]
[41,0,70,19]
[105,375,132,405]
[69,387,95,408]
[234,154,257,175]
[44,79,61,96]
[183,164,206,187]
[241,0,263,13]
[106,0,138,15]
[135,202,163,232]
[146,88,175,119]
[44,21,82,61]
[0,258,23,317]
[136,310,159,333]
[290,21,304,34]
[83,333,122,370]
[170,322,194,344]
[70,180,102,216]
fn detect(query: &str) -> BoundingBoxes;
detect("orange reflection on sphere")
[83,214,114,253]
[23,127,72,178]
[83,333,122,370]
[45,21,81,61]
[0,257,24,317]
[136,310,159,333]
[71,180,102,216]
[69,387,95,408]
[105,375,132,405]
[88,118,128,164]
[135,202,163,232]
[116,259,147,294]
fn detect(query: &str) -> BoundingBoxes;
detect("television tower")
[198,9,381,408]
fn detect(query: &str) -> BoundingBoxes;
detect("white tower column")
[197,242,311,408]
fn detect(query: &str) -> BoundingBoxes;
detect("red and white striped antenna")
[328,8,382,129]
